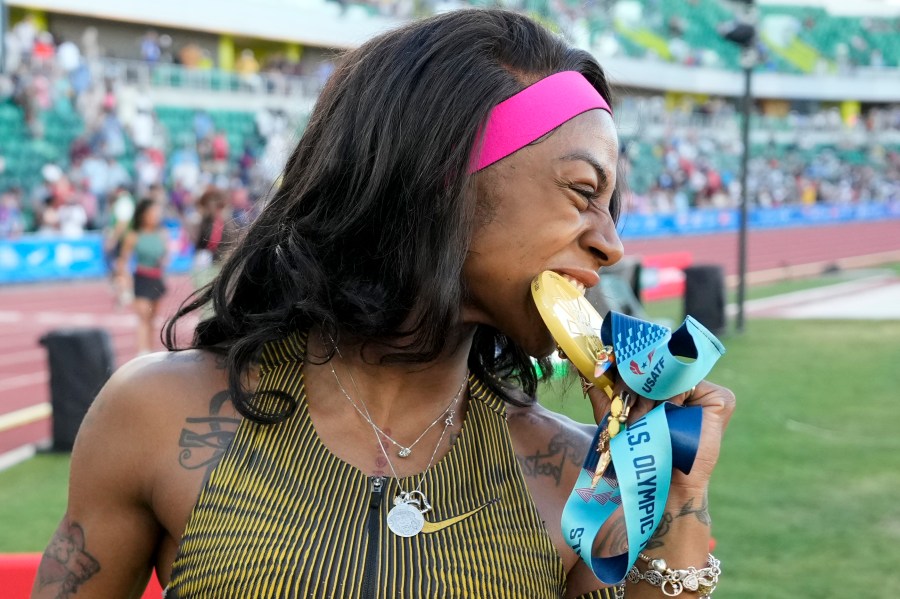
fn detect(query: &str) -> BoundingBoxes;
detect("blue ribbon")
[601,313,725,401]
[561,312,725,584]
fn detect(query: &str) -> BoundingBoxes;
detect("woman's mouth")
[558,273,587,295]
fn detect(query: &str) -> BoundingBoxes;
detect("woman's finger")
[585,378,614,425]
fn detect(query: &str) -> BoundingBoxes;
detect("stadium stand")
[0,0,898,247]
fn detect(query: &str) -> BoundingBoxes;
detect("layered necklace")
[336,370,460,458]
[330,351,467,537]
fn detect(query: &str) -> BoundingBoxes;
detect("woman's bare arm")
[31,360,164,599]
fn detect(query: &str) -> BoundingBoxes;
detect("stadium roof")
[6,0,404,49]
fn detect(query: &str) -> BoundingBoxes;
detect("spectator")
[192,109,214,142]
[211,129,230,172]
[190,187,235,289]
[140,30,162,64]
[57,189,88,238]
[12,14,37,65]
[0,188,26,238]
[32,31,56,69]
[104,185,136,306]
[131,101,156,150]
[179,43,203,69]
[56,36,82,74]
[116,199,168,354]
[235,49,262,91]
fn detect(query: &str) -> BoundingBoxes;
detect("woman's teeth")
[561,274,586,295]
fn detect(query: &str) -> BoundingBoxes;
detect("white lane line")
[0,445,38,472]
[0,309,138,328]
[0,402,51,433]
[744,275,896,313]
[0,311,24,323]
[0,348,46,367]
[0,371,48,393]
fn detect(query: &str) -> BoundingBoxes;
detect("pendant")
[387,500,425,537]
[591,429,611,489]
[397,447,412,458]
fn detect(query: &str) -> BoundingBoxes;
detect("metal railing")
[91,58,325,100]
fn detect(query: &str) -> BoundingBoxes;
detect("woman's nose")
[582,216,624,269]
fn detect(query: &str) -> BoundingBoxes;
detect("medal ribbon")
[561,312,725,584]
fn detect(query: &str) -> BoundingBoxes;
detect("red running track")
[0,275,197,457]
[623,220,900,280]
[1,219,899,458]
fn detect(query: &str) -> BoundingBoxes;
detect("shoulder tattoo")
[37,519,101,597]
[512,413,587,487]
[178,390,240,482]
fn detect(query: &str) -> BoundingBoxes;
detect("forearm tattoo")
[178,390,239,482]
[677,495,712,526]
[593,509,629,557]
[644,512,673,550]
[37,520,100,598]
[644,494,711,550]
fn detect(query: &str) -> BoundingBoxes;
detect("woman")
[189,188,234,291]
[33,10,734,598]
[117,198,168,355]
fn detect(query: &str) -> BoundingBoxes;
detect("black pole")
[736,60,752,333]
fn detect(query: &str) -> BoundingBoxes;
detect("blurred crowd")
[1,14,898,242]
[0,18,302,242]
[619,97,900,213]
[326,0,900,73]
[623,135,900,214]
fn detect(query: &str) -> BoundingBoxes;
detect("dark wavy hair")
[131,198,158,231]
[164,9,622,423]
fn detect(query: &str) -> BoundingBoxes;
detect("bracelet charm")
[626,553,720,597]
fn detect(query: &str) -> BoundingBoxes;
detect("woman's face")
[462,109,624,357]
[143,203,162,229]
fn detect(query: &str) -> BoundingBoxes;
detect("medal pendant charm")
[592,451,611,489]
[387,496,425,537]
[591,429,611,489]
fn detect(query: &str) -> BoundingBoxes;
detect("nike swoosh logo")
[421,498,500,534]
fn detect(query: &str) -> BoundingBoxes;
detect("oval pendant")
[387,502,425,537]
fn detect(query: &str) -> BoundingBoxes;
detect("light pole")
[719,6,757,333]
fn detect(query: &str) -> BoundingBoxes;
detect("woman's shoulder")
[507,401,595,449]
[77,350,238,475]
[506,401,595,496]
[105,349,230,404]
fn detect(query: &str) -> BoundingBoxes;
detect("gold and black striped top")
[166,332,612,598]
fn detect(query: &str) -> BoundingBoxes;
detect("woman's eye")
[573,186,599,206]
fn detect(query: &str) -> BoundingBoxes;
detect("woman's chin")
[515,326,557,360]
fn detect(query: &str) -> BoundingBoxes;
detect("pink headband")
[470,71,612,173]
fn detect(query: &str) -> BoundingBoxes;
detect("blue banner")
[3,201,898,283]
[0,227,193,284]
[620,200,900,239]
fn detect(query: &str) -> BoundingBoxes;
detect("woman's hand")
[585,377,736,491]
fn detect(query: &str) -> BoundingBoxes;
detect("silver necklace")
[332,368,462,458]
[329,352,466,537]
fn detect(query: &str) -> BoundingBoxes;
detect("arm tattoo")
[644,495,711,550]
[593,509,629,557]
[644,512,672,550]
[37,520,100,598]
[178,390,240,482]
[516,431,585,487]
[677,495,712,526]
